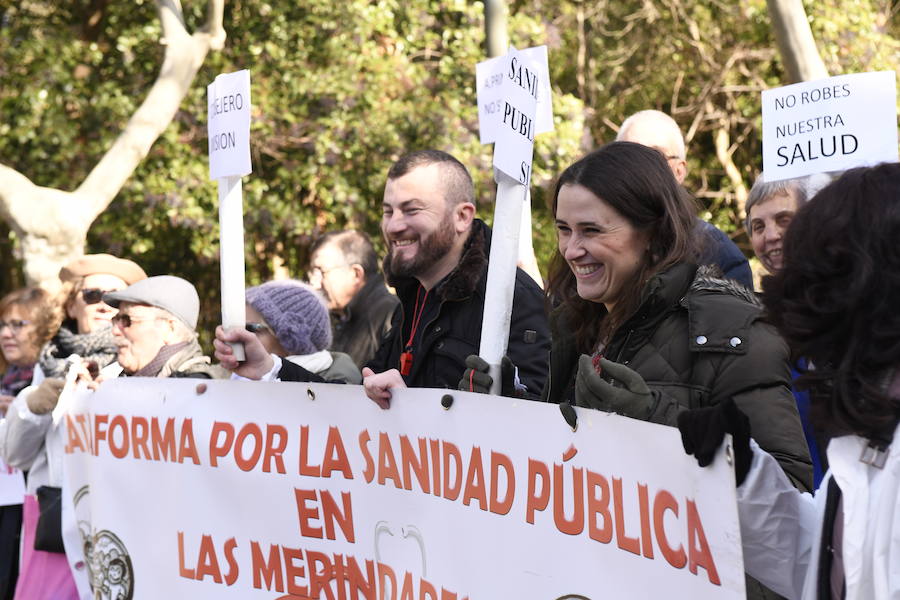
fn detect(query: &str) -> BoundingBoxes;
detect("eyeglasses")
[81,288,117,305]
[0,319,30,333]
[111,314,160,329]
[308,265,349,281]
[245,322,272,334]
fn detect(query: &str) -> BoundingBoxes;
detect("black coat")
[367,219,550,394]
[330,274,400,368]
[543,263,812,492]
[543,263,810,600]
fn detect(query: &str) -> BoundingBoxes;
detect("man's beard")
[386,220,456,280]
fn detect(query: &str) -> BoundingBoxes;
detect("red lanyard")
[399,285,430,376]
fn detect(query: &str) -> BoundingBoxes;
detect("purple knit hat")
[246,280,332,356]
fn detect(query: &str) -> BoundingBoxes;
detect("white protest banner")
[0,459,25,506]
[476,45,553,144]
[208,70,252,360]
[62,379,745,599]
[762,71,898,182]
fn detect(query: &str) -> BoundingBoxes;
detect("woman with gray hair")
[745,173,830,274]
[746,172,833,488]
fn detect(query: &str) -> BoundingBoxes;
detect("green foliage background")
[0,0,897,341]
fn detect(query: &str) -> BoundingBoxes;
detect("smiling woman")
[542,142,813,600]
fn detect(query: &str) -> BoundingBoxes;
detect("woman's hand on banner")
[362,367,405,409]
[214,325,274,379]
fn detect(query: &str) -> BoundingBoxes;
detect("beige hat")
[59,254,146,285]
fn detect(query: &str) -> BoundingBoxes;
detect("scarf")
[1,364,34,396]
[38,324,119,378]
[129,342,191,377]
[285,350,334,376]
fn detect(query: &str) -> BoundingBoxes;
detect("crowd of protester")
[0,108,897,600]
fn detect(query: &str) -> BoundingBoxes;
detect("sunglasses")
[245,322,272,334]
[0,319,30,333]
[81,288,116,305]
[111,314,159,329]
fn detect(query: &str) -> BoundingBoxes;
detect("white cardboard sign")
[491,46,541,186]
[62,379,745,599]
[762,71,898,182]
[476,45,553,144]
[208,70,252,180]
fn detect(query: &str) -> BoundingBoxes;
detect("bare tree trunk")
[766,0,828,83]
[485,0,508,58]
[0,0,226,288]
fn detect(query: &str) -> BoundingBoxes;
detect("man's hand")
[458,355,518,397]
[27,378,65,415]
[574,355,655,419]
[361,368,406,409]
[213,326,274,380]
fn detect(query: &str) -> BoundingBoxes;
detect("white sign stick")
[479,177,528,393]
[208,70,252,360]
[218,175,246,360]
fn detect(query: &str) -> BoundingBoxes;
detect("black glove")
[458,355,518,397]
[677,397,753,486]
[574,355,656,419]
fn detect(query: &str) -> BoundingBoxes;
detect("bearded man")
[216,150,550,405]
[354,150,548,405]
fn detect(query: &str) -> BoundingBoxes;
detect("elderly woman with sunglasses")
[0,254,144,600]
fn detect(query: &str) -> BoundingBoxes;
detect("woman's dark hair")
[762,162,900,440]
[546,142,699,352]
[0,286,61,370]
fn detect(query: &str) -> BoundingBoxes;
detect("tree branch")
[712,116,749,216]
[0,1,227,285]
[76,0,226,223]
